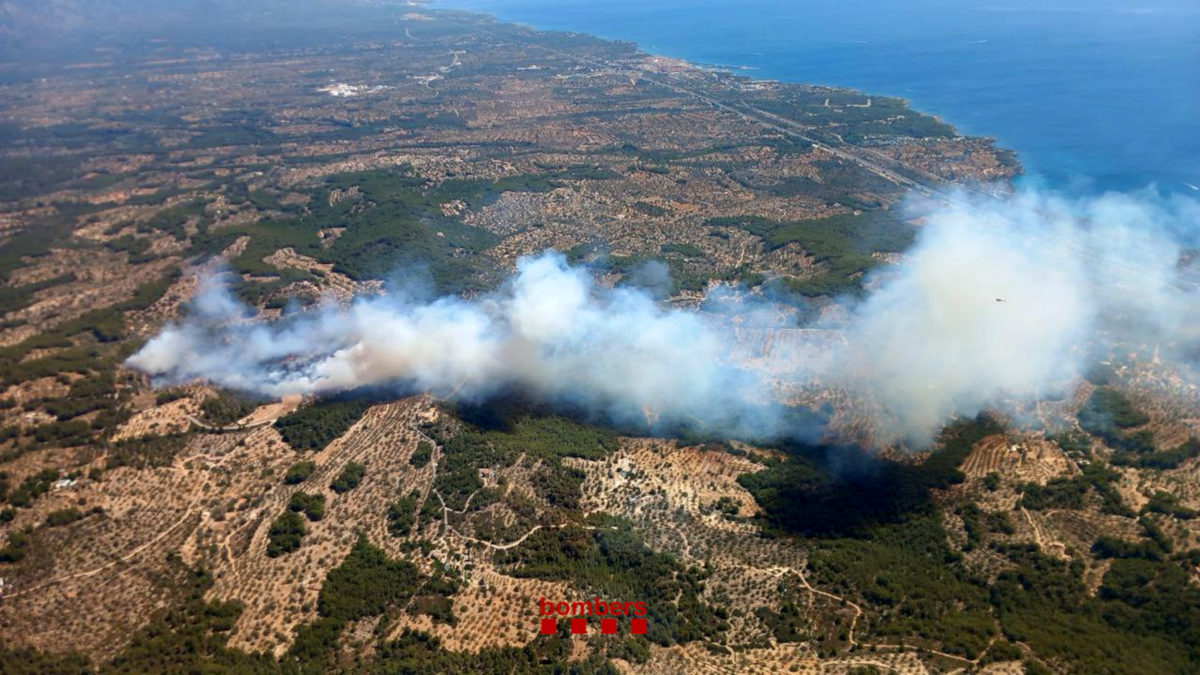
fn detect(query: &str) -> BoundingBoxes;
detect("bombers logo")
[539,597,649,635]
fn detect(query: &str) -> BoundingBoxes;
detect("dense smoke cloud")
[127,189,1200,446]
[842,189,1199,442]
[128,252,793,438]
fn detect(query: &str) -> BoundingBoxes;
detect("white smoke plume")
[127,188,1200,446]
[842,188,1200,443]
[128,252,794,438]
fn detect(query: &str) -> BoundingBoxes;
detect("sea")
[435,0,1200,195]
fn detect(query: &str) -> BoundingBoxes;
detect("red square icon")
[601,618,617,634]
[571,618,588,634]
[631,618,647,635]
[540,618,557,635]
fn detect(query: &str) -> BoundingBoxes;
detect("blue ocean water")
[437,0,1200,194]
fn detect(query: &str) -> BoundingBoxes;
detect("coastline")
[430,2,1023,190]
[427,0,1199,194]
